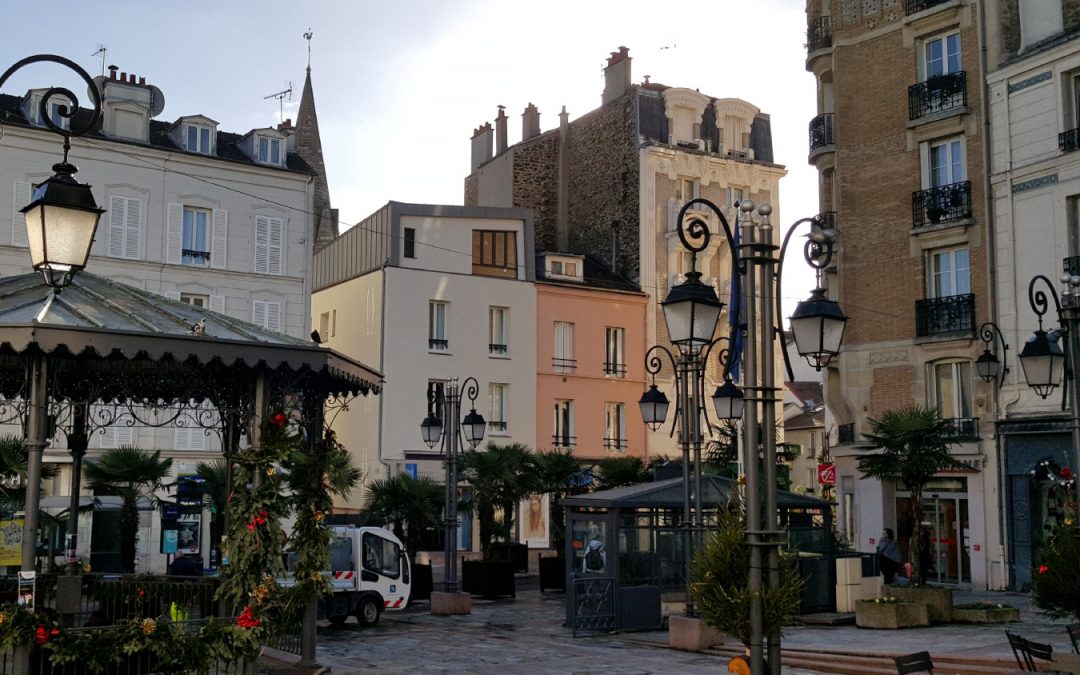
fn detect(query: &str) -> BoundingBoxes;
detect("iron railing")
[552,434,576,448]
[911,180,972,227]
[909,71,967,120]
[181,249,211,264]
[1060,128,1080,153]
[837,423,856,444]
[941,417,979,440]
[905,0,951,15]
[428,338,448,350]
[489,343,507,355]
[603,362,627,376]
[807,16,832,52]
[809,113,835,153]
[1064,255,1080,277]
[488,420,508,431]
[603,437,627,451]
[552,357,577,372]
[915,293,975,338]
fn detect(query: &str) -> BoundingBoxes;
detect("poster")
[0,518,23,566]
[519,493,550,549]
[177,513,201,555]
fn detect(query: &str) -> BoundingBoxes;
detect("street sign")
[817,463,836,485]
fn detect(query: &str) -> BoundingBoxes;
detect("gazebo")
[560,474,832,635]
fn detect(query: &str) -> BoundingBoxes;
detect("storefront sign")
[939,457,986,473]
[817,463,836,485]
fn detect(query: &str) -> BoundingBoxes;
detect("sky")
[1,0,820,310]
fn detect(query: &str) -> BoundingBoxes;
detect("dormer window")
[186,124,212,154]
[257,135,282,166]
[546,255,583,282]
[46,100,70,131]
[22,90,71,131]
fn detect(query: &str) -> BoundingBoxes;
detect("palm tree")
[0,434,59,511]
[459,442,538,561]
[857,405,966,585]
[84,446,172,573]
[595,455,652,490]
[533,449,587,552]
[362,474,443,561]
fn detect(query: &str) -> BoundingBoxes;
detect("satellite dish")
[148,85,165,117]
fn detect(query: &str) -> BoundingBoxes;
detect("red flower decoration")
[255,517,266,526]
[270,412,288,429]
[1062,466,1073,480]
[35,626,47,645]
[235,606,261,628]
[245,522,256,531]
[138,589,145,597]
[258,510,268,518]
[1039,565,1049,574]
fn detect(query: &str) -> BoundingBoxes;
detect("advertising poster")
[0,518,23,567]
[519,493,550,548]
[177,513,201,555]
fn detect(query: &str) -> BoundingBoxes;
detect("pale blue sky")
[2,0,819,304]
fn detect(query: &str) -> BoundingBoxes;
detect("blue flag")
[727,204,743,381]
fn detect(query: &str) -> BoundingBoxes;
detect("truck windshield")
[362,532,401,579]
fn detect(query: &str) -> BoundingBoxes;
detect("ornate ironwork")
[1060,128,1080,153]
[915,293,975,337]
[978,321,1010,388]
[807,16,832,53]
[809,113,834,153]
[603,361,627,376]
[909,71,967,120]
[1065,255,1080,277]
[571,577,616,636]
[837,423,856,444]
[912,181,972,228]
[905,0,950,15]
[1029,274,1061,333]
[941,417,979,440]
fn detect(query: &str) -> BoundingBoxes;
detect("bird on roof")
[311,330,322,344]
[188,318,206,336]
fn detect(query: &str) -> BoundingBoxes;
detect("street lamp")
[0,55,105,291]
[976,321,1009,388]
[420,377,484,598]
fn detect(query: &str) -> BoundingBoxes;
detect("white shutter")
[164,291,181,302]
[266,301,281,332]
[252,300,267,328]
[254,216,269,273]
[124,197,142,259]
[166,203,183,264]
[175,427,191,451]
[108,195,126,257]
[211,209,227,269]
[268,218,283,275]
[100,426,134,449]
[12,181,31,246]
[209,295,225,314]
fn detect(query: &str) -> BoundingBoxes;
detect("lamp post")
[420,377,485,596]
[975,321,1009,588]
[1018,274,1080,541]
[640,199,844,675]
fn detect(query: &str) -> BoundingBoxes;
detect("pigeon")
[311,330,322,344]
[188,318,206,336]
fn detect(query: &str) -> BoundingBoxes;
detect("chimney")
[602,46,631,105]
[522,103,540,141]
[99,66,159,143]
[557,106,570,250]
[1019,0,1063,51]
[495,105,508,154]
[108,65,118,80]
[278,118,294,131]
[470,122,493,172]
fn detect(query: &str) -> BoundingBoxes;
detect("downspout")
[377,258,391,479]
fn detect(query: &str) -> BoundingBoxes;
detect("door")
[896,479,971,585]
[360,529,411,609]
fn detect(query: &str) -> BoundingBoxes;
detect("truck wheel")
[356,597,381,627]
[328,614,349,627]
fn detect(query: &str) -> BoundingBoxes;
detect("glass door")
[896,478,970,585]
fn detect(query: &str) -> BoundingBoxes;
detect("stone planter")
[888,585,953,623]
[951,605,1020,624]
[855,600,930,629]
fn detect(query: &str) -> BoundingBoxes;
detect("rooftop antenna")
[92,44,108,78]
[263,83,293,123]
[303,29,313,70]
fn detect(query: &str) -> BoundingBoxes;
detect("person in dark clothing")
[876,528,902,584]
[169,553,203,577]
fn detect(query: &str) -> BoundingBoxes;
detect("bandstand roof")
[561,475,830,510]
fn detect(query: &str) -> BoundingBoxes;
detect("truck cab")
[307,526,411,627]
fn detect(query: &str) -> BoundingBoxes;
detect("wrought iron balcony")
[552,434,576,448]
[915,293,975,338]
[911,181,972,228]
[1060,128,1080,153]
[603,362,627,377]
[809,113,834,154]
[182,249,210,265]
[905,0,951,15]
[1064,255,1080,277]
[489,343,507,355]
[837,423,856,444]
[428,338,448,351]
[552,357,577,372]
[941,417,979,441]
[909,71,967,120]
[604,437,627,451]
[488,420,508,432]
[807,16,832,52]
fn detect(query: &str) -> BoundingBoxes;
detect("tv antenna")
[263,83,293,123]
[92,44,108,77]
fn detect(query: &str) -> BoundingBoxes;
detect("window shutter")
[166,203,183,264]
[252,300,267,328]
[108,195,127,258]
[268,218,283,275]
[12,181,31,246]
[175,427,205,451]
[209,295,225,314]
[124,197,142,259]
[254,216,269,273]
[101,426,134,449]
[266,301,281,332]
[211,209,228,269]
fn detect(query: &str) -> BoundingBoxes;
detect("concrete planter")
[855,601,930,629]
[888,585,953,623]
[951,605,1020,624]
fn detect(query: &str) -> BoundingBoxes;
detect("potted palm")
[533,449,588,591]
[362,473,444,600]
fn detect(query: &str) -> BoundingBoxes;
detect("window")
[182,207,210,266]
[727,186,745,207]
[256,136,281,165]
[252,300,281,332]
[185,124,212,154]
[175,426,207,451]
[429,301,448,351]
[553,399,575,448]
[929,248,969,298]
[931,361,972,420]
[489,383,508,433]
[604,327,626,376]
[604,402,626,451]
[551,261,563,275]
[927,138,965,187]
[99,425,134,449]
[319,311,331,338]
[553,321,575,371]
[254,215,284,275]
[922,31,961,80]
[180,293,209,308]
[107,195,143,260]
[489,307,508,355]
[362,532,401,579]
[472,230,518,278]
[675,177,699,203]
[678,250,696,277]
[47,100,70,131]
[403,227,416,259]
[427,380,445,418]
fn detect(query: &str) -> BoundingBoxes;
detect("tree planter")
[461,560,516,598]
[887,585,953,623]
[411,563,433,602]
[855,600,929,629]
[538,555,566,592]
[951,605,1019,624]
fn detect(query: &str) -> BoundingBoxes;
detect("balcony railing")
[488,420,508,432]
[908,71,967,120]
[837,423,856,444]
[428,338,448,351]
[1060,128,1080,153]
[807,16,832,52]
[915,293,975,338]
[489,343,508,355]
[941,417,979,441]
[905,0,951,15]
[182,249,211,265]
[552,434,576,448]
[603,362,627,377]
[1064,255,1080,277]
[604,437,627,451]
[911,180,972,228]
[809,113,835,153]
[552,357,577,372]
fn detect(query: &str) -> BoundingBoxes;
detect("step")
[706,645,1021,675]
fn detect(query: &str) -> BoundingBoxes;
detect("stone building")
[465,47,787,461]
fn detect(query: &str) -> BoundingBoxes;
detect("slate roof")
[787,381,823,407]
[0,93,315,175]
[534,252,641,293]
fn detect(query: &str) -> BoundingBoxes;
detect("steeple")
[294,65,338,250]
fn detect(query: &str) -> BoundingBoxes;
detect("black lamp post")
[976,321,1009,388]
[420,377,484,598]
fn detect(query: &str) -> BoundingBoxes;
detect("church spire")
[294,37,338,249]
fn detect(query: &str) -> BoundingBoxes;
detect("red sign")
[817,463,836,485]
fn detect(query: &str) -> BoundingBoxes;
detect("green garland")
[1032,492,1079,622]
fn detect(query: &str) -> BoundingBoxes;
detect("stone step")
[706,645,1021,675]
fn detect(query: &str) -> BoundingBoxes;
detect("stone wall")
[512,136,561,251]
[464,173,478,207]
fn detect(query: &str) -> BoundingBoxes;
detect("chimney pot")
[139,76,146,85]
[120,72,127,81]
[495,105,508,154]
